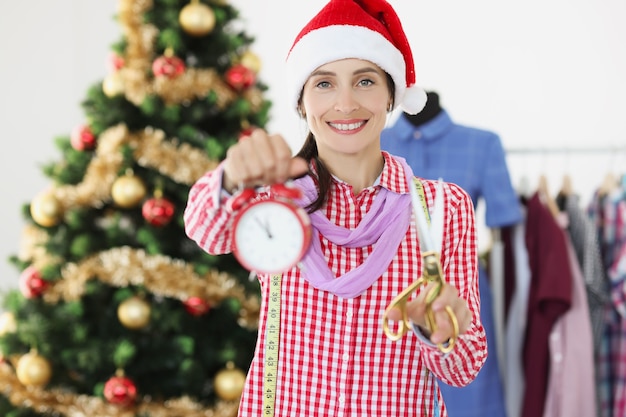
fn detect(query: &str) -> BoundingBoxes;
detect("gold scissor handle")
[382,252,459,353]
[423,285,459,354]
[382,277,425,341]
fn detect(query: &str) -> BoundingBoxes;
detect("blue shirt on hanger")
[382,108,522,417]
[381,109,522,227]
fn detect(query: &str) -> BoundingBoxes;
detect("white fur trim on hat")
[286,25,426,115]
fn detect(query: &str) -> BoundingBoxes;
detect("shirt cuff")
[215,164,234,207]
[411,322,451,353]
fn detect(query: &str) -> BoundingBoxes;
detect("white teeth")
[329,121,365,131]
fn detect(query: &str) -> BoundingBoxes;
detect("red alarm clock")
[231,183,312,274]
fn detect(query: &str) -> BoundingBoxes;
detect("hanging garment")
[542,220,596,417]
[589,188,626,417]
[521,192,572,417]
[562,193,610,417]
[604,242,626,417]
[563,194,610,353]
[381,110,522,227]
[382,110,522,417]
[504,213,531,417]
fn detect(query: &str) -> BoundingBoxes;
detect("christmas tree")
[0,0,269,415]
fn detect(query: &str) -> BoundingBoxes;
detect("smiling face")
[300,58,393,160]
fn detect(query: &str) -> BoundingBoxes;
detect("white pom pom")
[400,85,428,115]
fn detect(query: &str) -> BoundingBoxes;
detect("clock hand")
[254,215,273,239]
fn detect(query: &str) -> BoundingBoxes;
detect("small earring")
[387,103,393,112]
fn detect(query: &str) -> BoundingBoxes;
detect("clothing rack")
[492,144,625,381]
[505,145,625,192]
[504,145,625,195]
[506,146,626,154]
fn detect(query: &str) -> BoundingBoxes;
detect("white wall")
[1,0,625,290]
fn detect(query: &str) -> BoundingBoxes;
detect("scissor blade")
[408,178,436,252]
[430,179,444,253]
[408,178,445,253]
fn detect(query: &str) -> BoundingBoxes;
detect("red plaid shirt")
[184,152,486,417]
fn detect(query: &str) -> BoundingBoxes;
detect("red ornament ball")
[103,375,137,406]
[142,197,175,227]
[184,296,211,316]
[225,64,256,91]
[19,266,48,299]
[238,126,257,141]
[152,55,185,79]
[70,124,97,151]
[107,52,125,72]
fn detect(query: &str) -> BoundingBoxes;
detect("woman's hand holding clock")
[222,129,313,274]
[222,128,309,193]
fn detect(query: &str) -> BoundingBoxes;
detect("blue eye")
[316,81,331,89]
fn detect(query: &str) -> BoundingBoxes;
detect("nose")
[334,88,359,114]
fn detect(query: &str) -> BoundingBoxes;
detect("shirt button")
[338,394,346,404]
[342,353,350,362]
[413,131,422,140]
[346,309,353,318]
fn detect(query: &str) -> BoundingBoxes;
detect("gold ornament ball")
[0,311,17,335]
[240,51,262,73]
[30,191,63,227]
[102,72,125,97]
[118,297,151,329]
[179,2,216,36]
[16,351,52,387]
[112,175,147,208]
[214,362,246,401]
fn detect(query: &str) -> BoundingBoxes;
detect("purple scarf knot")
[290,158,414,298]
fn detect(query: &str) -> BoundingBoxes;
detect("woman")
[184,1,487,415]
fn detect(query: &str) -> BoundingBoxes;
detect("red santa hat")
[286,0,427,115]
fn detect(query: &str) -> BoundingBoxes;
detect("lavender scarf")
[291,157,414,298]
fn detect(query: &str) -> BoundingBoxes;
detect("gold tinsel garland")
[18,224,62,275]
[0,363,238,417]
[52,123,219,211]
[22,120,224,281]
[43,246,260,329]
[22,120,232,301]
[114,0,263,108]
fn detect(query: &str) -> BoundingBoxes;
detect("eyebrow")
[309,66,381,77]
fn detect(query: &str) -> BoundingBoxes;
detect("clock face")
[233,199,311,274]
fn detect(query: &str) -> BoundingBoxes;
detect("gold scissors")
[382,178,459,353]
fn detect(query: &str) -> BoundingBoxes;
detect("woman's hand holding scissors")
[382,178,473,353]
[385,281,472,346]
